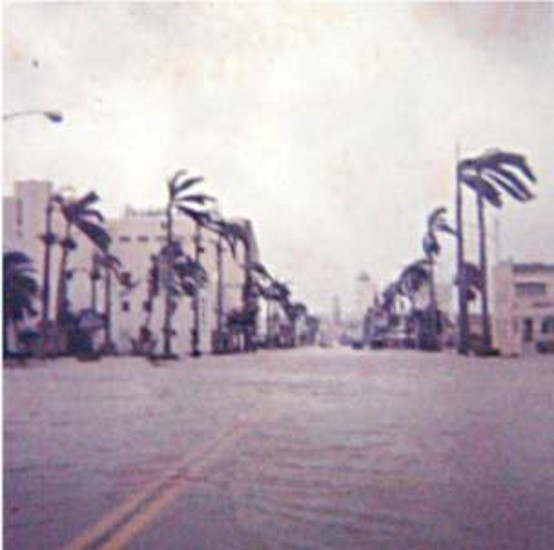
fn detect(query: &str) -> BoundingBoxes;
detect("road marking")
[62,404,271,550]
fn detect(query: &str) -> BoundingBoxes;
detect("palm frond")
[176,193,215,205]
[460,173,503,208]
[483,150,536,183]
[73,191,100,211]
[80,207,105,223]
[483,167,533,201]
[175,205,212,227]
[427,207,447,230]
[74,218,111,251]
[173,176,204,198]
[167,169,189,197]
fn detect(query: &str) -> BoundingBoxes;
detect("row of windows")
[117,235,189,244]
[515,282,549,297]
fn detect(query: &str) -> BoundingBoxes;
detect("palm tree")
[53,191,111,327]
[95,250,123,353]
[397,259,431,348]
[39,195,57,330]
[162,169,214,358]
[251,262,275,347]
[207,215,245,352]
[423,207,457,350]
[143,253,161,331]
[458,149,536,352]
[268,280,291,348]
[283,301,307,347]
[3,251,39,356]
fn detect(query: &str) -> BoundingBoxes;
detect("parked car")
[536,338,554,354]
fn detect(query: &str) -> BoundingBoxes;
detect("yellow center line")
[62,404,272,550]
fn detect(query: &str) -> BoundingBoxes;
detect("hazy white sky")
[4,2,554,315]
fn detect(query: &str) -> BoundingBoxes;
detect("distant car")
[351,340,364,350]
[369,335,386,350]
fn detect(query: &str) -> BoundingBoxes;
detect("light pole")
[3,109,63,123]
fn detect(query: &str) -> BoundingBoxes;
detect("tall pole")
[40,199,55,354]
[162,201,174,357]
[456,142,470,355]
[266,298,272,348]
[191,222,202,357]
[428,255,439,350]
[242,240,255,352]
[215,235,224,353]
[477,194,492,352]
[103,265,113,352]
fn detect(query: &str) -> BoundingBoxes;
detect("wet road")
[5,348,554,549]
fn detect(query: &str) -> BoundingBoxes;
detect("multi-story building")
[494,261,554,355]
[3,180,259,356]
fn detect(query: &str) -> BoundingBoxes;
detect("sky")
[3,2,554,316]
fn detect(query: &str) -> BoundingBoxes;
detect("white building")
[494,261,554,356]
[3,180,259,356]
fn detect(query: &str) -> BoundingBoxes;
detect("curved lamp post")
[3,109,63,123]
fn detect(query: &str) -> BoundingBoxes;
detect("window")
[121,301,131,313]
[119,235,131,243]
[523,318,534,342]
[541,316,554,334]
[137,236,149,243]
[515,282,547,297]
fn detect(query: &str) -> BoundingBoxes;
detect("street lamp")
[3,109,64,123]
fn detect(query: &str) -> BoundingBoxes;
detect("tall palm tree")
[458,149,536,352]
[143,253,161,331]
[423,207,456,349]
[207,215,245,352]
[251,262,275,347]
[39,195,57,329]
[397,259,431,348]
[269,280,291,348]
[52,191,110,353]
[3,251,39,356]
[95,250,123,353]
[162,170,214,358]
[283,301,307,347]
[53,192,110,323]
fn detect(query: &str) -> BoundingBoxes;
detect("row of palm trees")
[371,148,537,354]
[370,207,456,350]
[3,168,313,359]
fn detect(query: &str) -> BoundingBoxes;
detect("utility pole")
[456,141,470,355]
[191,222,203,357]
[477,194,492,352]
[215,235,224,353]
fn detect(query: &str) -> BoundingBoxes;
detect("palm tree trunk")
[3,318,10,356]
[40,200,54,355]
[456,163,470,354]
[55,222,72,354]
[428,256,439,350]
[162,203,174,357]
[242,243,255,352]
[103,266,113,352]
[477,194,492,352]
[91,277,98,312]
[266,299,271,348]
[191,222,202,357]
[41,201,54,325]
[215,236,224,353]
[55,223,72,323]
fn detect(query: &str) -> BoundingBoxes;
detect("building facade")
[3,180,259,356]
[494,261,554,356]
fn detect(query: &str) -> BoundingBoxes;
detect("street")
[5,348,554,549]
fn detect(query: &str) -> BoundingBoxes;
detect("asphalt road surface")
[5,348,554,549]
